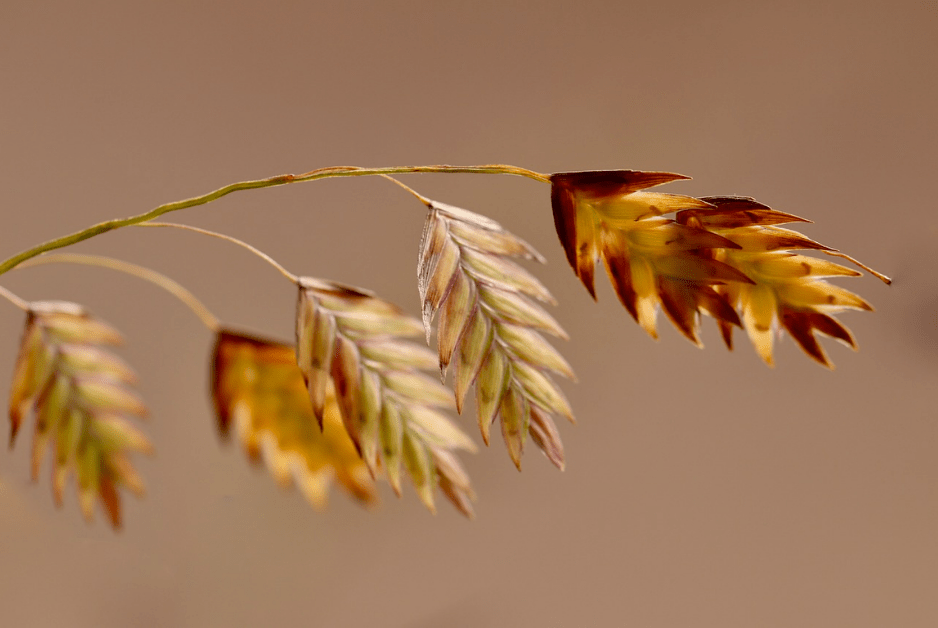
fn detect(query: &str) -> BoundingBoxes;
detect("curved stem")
[137,222,299,284]
[0,164,550,277]
[379,175,432,206]
[0,285,29,311]
[15,253,221,331]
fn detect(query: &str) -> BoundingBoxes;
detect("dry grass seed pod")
[8,301,150,529]
[294,280,476,515]
[551,171,885,367]
[211,329,376,508]
[417,199,574,470]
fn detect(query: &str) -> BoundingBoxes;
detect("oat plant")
[0,164,889,529]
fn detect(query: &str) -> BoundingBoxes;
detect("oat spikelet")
[676,196,880,368]
[551,171,886,367]
[211,330,377,508]
[8,301,151,529]
[418,200,573,471]
[295,279,476,516]
[551,170,751,346]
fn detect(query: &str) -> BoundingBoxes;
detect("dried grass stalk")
[8,301,151,529]
[295,279,476,516]
[551,171,885,367]
[417,200,573,470]
[211,329,376,508]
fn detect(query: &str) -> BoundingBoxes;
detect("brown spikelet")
[7,301,150,529]
[211,329,377,508]
[417,199,574,471]
[295,280,476,516]
[550,169,887,367]
[551,170,747,347]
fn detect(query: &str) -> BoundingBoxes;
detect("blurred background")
[0,1,936,626]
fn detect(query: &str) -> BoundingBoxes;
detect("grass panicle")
[417,198,573,471]
[8,301,151,529]
[0,162,890,531]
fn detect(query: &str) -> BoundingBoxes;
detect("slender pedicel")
[0,285,29,311]
[136,222,299,284]
[15,253,221,331]
[379,174,432,206]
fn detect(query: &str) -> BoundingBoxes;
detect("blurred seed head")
[8,301,150,529]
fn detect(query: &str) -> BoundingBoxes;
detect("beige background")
[1,2,936,627]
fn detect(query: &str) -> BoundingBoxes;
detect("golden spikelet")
[676,196,882,368]
[211,329,377,508]
[295,279,476,516]
[8,301,151,529]
[551,171,887,367]
[418,200,573,471]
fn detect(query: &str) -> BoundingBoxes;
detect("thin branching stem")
[15,253,221,331]
[0,285,29,311]
[379,175,432,206]
[137,222,299,284]
[0,164,550,277]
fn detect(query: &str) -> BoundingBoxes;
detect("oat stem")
[0,285,29,311]
[137,222,299,284]
[0,165,549,277]
[15,253,221,331]
[379,175,432,206]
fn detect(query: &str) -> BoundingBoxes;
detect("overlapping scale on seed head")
[551,170,887,367]
[295,280,476,516]
[211,330,377,508]
[8,301,151,529]
[418,200,573,471]
[677,196,879,368]
[551,170,751,346]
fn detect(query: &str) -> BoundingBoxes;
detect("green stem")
[0,164,549,277]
